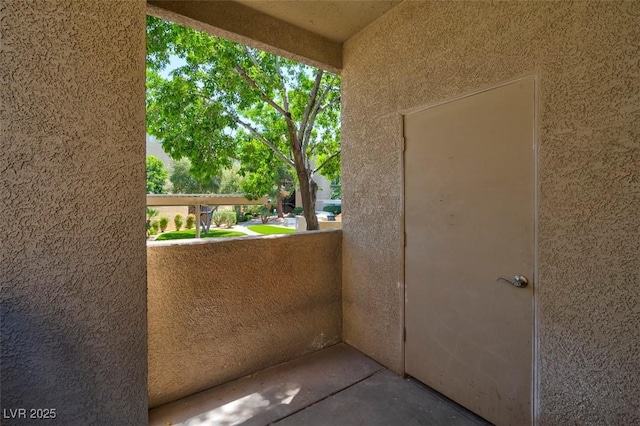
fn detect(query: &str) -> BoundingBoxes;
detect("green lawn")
[247,225,295,235]
[155,229,246,241]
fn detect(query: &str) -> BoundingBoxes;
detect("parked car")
[315,211,336,221]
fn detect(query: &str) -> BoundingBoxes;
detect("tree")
[170,158,220,194]
[145,207,159,237]
[146,155,168,194]
[218,163,245,194]
[236,140,295,218]
[330,177,342,200]
[146,16,340,230]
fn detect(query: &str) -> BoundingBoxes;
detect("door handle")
[497,275,529,288]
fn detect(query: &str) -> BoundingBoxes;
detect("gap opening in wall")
[145,15,342,242]
[144,11,344,417]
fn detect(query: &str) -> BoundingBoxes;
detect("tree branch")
[275,56,290,114]
[298,69,324,142]
[302,98,326,155]
[221,107,295,169]
[244,46,261,69]
[274,57,301,153]
[239,49,299,157]
[307,141,320,156]
[234,64,287,117]
[280,135,294,163]
[302,86,340,155]
[312,150,341,174]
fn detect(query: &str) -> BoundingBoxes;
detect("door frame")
[400,73,540,424]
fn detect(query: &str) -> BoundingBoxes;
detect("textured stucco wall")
[342,1,639,424]
[1,1,147,424]
[147,231,342,408]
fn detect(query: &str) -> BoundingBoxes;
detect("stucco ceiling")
[231,0,403,42]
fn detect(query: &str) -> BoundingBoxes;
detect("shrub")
[159,217,169,232]
[212,211,237,228]
[244,205,262,217]
[151,220,160,235]
[174,214,184,231]
[259,206,271,224]
[236,211,247,223]
[226,213,237,227]
[146,207,159,220]
[323,205,341,215]
[185,213,196,229]
[292,206,303,215]
[146,207,159,237]
[212,211,222,227]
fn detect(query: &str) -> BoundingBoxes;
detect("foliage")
[244,205,263,217]
[219,164,246,194]
[236,211,248,223]
[247,225,295,235]
[259,205,272,224]
[323,205,341,215]
[212,211,237,228]
[330,177,341,200]
[159,217,169,232]
[185,213,196,229]
[146,155,168,194]
[146,16,341,230]
[170,158,219,194]
[237,141,295,201]
[211,212,222,227]
[174,214,184,231]
[146,207,160,236]
[292,207,303,215]
[151,220,160,233]
[155,229,245,241]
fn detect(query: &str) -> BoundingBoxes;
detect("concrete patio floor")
[149,343,491,426]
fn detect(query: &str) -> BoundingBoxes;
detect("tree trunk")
[276,194,284,218]
[297,169,318,230]
[286,106,319,229]
[290,162,318,230]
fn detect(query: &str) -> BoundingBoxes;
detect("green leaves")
[237,137,294,200]
[146,16,341,217]
[169,158,220,194]
[147,68,236,179]
[146,155,168,194]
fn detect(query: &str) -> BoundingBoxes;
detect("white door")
[404,78,535,426]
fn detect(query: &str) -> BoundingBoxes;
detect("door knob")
[497,275,529,288]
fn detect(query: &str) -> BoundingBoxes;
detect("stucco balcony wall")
[147,230,342,408]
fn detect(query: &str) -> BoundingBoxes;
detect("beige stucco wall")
[147,231,342,408]
[1,0,148,424]
[342,1,639,424]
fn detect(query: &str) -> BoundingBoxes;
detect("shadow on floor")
[149,343,490,426]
